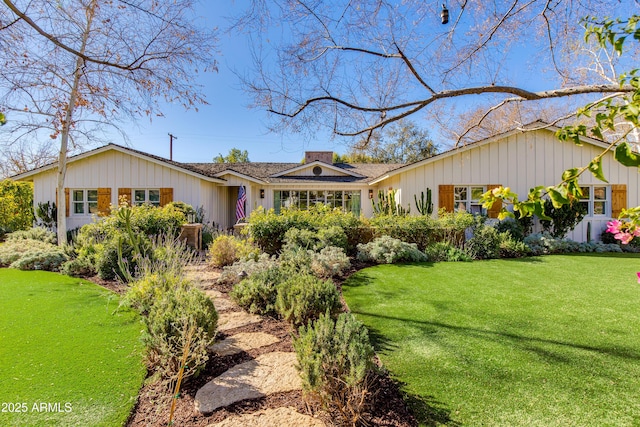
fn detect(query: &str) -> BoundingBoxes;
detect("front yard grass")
[0,269,146,427]
[342,253,640,426]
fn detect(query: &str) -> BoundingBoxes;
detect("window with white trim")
[274,190,361,215]
[133,189,160,207]
[72,189,98,215]
[454,186,485,215]
[579,186,609,216]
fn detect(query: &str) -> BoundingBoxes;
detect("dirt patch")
[206,406,325,427]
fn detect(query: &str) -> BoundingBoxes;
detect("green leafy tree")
[0,179,33,234]
[339,120,438,164]
[213,148,250,163]
[482,15,640,243]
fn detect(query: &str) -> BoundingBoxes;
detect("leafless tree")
[233,0,638,145]
[0,0,217,243]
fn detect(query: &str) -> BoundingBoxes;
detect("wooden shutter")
[97,188,111,216]
[118,188,131,206]
[439,185,454,212]
[160,188,173,207]
[611,184,627,218]
[486,184,502,219]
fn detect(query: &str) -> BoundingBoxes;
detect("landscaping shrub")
[0,238,67,271]
[6,227,56,244]
[524,233,623,255]
[316,226,348,251]
[124,271,192,315]
[310,246,351,278]
[275,273,341,326]
[356,236,428,264]
[60,256,96,277]
[0,180,34,238]
[208,234,259,268]
[424,241,471,262]
[540,199,587,238]
[601,228,640,251]
[293,312,375,426]
[142,283,217,382]
[218,253,279,285]
[230,267,284,315]
[279,246,313,275]
[498,234,532,258]
[465,223,502,260]
[494,218,526,242]
[369,215,436,250]
[246,205,364,255]
[283,227,318,250]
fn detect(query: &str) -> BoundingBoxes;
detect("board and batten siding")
[32,150,219,230]
[383,129,639,242]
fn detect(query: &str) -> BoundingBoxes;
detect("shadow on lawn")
[356,311,640,362]
[402,392,462,427]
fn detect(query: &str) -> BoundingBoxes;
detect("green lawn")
[342,254,640,427]
[0,269,146,427]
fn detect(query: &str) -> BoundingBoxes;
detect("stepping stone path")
[205,406,325,427]
[217,311,263,332]
[195,352,301,414]
[186,265,324,426]
[209,332,280,357]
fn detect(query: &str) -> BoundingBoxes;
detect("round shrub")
[276,273,341,326]
[0,239,66,271]
[208,234,259,268]
[143,285,217,381]
[293,312,375,425]
[60,256,96,277]
[424,241,471,262]
[356,235,428,264]
[230,267,284,315]
[310,246,351,278]
[465,225,502,260]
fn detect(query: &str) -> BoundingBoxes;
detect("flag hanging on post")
[236,185,246,223]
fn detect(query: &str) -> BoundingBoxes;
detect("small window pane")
[471,187,484,201]
[88,202,99,214]
[454,187,467,201]
[580,201,589,214]
[593,202,606,215]
[134,190,146,203]
[149,190,160,202]
[455,202,467,212]
[87,190,98,202]
[594,187,606,200]
[469,204,483,215]
[580,187,590,200]
[73,190,84,202]
[74,202,84,214]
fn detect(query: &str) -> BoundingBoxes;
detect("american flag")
[236,185,246,223]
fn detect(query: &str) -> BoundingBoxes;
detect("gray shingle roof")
[185,161,402,183]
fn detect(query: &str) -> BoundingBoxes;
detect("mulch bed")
[89,264,417,426]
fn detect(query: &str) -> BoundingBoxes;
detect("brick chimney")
[305,151,333,164]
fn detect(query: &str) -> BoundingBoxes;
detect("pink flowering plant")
[608,207,640,244]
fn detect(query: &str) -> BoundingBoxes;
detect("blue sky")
[122,2,340,164]
[118,1,631,164]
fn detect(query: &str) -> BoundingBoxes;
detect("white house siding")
[382,129,640,242]
[32,150,219,230]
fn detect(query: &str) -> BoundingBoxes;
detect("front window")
[72,189,98,215]
[133,189,160,207]
[454,186,485,215]
[580,186,609,216]
[274,189,361,215]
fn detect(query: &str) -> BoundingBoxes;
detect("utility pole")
[168,133,177,160]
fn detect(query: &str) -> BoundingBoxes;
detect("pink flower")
[634,227,640,237]
[637,272,640,284]
[615,231,634,245]
[606,220,622,234]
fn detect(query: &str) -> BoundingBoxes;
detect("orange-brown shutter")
[611,184,627,218]
[118,188,131,206]
[486,184,502,219]
[97,188,111,216]
[160,188,173,207]
[439,185,454,212]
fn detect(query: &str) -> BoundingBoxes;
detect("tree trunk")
[56,1,96,245]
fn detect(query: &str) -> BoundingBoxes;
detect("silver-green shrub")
[356,235,428,264]
[293,312,375,425]
[275,273,341,326]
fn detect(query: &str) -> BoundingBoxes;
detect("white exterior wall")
[32,150,221,230]
[383,129,640,242]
